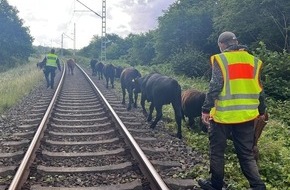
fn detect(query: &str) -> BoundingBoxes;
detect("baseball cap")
[218,31,237,43]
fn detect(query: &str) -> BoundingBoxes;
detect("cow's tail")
[173,83,182,139]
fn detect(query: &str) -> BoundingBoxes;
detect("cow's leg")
[110,77,114,88]
[127,88,133,111]
[199,117,208,133]
[121,87,126,105]
[141,95,147,116]
[133,90,138,108]
[147,102,154,122]
[172,103,182,139]
[150,104,162,129]
[188,117,195,130]
[106,78,109,88]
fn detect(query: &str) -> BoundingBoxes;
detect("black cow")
[103,63,115,88]
[136,73,183,139]
[36,61,45,69]
[96,62,104,80]
[120,67,141,110]
[181,89,207,132]
[115,66,124,79]
[90,59,97,76]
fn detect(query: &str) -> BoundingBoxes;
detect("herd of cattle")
[37,58,206,139]
[35,58,266,160]
[89,59,207,139]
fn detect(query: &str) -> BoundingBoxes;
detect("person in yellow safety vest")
[198,31,267,190]
[41,49,61,89]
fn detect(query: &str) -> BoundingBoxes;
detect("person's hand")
[202,112,211,126]
[258,112,269,123]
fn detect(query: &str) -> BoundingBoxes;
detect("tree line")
[0,0,33,69]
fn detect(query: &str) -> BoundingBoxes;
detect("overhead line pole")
[75,0,107,62]
[101,0,107,62]
[61,32,75,56]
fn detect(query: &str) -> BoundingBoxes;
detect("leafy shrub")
[170,48,210,78]
[254,42,290,101]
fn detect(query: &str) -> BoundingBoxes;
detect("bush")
[254,42,290,101]
[170,48,210,78]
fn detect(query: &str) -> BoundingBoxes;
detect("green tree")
[0,0,34,67]
[213,0,290,52]
[126,32,156,66]
[78,35,102,59]
[154,0,215,63]
[78,34,130,61]
[106,34,129,60]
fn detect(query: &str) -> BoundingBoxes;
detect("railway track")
[0,63,204,190]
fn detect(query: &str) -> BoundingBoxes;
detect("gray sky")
[7,0,175,49]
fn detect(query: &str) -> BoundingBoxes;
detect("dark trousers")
[209,120,266,190]
[44,66,56,88]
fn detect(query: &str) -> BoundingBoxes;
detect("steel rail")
[8,62,66,190]
[78,65,170,190]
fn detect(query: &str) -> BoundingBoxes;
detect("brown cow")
[181,89,206,132]
[67,59,76,75]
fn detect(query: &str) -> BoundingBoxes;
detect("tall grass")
[0,57,43,113]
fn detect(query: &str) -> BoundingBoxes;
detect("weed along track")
[1,64,204,190]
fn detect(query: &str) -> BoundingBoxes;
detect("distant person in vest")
[198,31,267,190]
[42,48,61,89]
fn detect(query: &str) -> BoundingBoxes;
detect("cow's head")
[37,61,45,69]
[132,77,142,93]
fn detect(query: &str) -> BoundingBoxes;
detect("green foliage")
[212,0,290,51]
[258,120,290,189]
[77,35,102,59]
[254,42,290,100]
[0,0,34,67]
[266,98,290,125]
[78,34,131,61]
[154,0,214,63]
[126,32,156,66]
[170,48,210,78]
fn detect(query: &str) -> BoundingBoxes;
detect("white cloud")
[7,0,175,49]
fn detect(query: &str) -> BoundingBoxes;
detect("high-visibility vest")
[209,50,262,124]
[46,53,58,67]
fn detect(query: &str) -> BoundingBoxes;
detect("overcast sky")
[7,0,176,49]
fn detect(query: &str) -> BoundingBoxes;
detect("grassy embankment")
[0,57,44,114]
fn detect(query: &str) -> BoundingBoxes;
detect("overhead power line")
[75,0,102,18]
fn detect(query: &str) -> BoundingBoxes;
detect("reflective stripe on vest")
[46,53,58,67]
[209,51,262,124]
